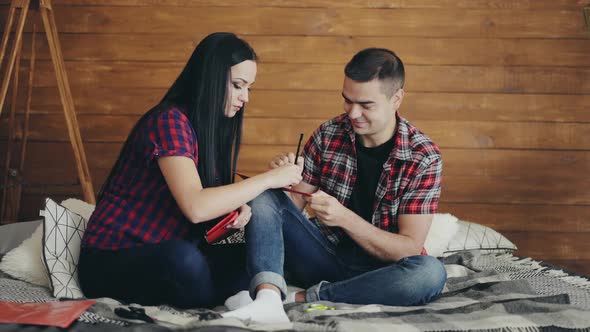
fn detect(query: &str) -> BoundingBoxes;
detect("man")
[223,48,445,323]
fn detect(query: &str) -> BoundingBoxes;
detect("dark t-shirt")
[348,134,396,223]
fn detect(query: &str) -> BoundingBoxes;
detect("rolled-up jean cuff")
[249,272,288,300]
[305,281,326,302]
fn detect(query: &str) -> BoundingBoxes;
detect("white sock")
[283,291,298,304]
[224,290,253,310]
[222,289,289,324]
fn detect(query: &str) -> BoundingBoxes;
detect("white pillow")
[444,219,517,255]
[0,224,50,287]
[60,198,95,222]
[42,198,89,299]
[424,213,460,257]
[423,214,517,257]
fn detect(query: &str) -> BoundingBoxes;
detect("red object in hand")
[0,300,96,328]
[234,172,312,197]
[205,210,240,243]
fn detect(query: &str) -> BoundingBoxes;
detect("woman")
[78,32,300,322]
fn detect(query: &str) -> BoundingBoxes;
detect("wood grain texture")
[2,115,590,150]
[7,88,590,124]
[16,61,590,94]
[3,0,590,9]
[15,34,590,66]
[8,143,590,181]
[507,232,590,260]
[442,175,590,205]
[1,6,588,38]
[438,203,590,233]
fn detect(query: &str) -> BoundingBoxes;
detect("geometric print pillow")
[41,198,88,299]
[443,219,517,256]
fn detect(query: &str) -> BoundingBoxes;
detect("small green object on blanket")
[306,304,335,312]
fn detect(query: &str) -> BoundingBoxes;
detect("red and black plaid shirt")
[302,113,442,245]
[82,105,200,250]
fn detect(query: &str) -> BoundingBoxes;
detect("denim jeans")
[78,240,249,308]
[245,189,447,306]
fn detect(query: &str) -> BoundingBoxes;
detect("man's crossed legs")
[223,189,447,322]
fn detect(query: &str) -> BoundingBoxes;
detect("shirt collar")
[340,112,413,162]
[392,113,413,162]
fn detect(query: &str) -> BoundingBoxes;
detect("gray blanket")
[2,251,590,332]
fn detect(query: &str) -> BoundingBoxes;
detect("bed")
[1,199,589,332]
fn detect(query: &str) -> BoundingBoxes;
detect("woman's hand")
[269,152,304,169]
[262,163,303,189]
[266,152,304,188]
[228,204,252,229]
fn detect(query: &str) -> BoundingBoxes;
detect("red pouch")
[0,300,96,328]
[205,210,239,244]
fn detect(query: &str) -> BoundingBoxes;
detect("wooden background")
[1,0,589,275]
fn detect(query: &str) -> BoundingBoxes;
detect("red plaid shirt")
[302,113,442,245]
[82,105,200,250]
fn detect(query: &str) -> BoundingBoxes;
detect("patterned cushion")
[211,229,245,245]
[443,219,517,255]
[42,198,88,299]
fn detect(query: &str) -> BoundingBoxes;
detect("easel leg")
[0,1,28,223]
[0,0,29,117]
[0,22,23,223]
[0,5,16,70]
[13,21,38,223]
[40,1,95,204]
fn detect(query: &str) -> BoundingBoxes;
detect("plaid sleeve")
[399,154,442,215]
[301,126,323,186]
[144,109,197,165]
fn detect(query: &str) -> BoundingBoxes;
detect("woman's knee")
[156,241,215,307]
[157,241,209,278]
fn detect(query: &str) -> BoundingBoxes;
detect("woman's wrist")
[255,172,274,191]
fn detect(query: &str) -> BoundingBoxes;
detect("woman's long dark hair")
[98,32,257,200]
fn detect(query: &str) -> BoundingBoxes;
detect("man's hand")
[305,190,352,227]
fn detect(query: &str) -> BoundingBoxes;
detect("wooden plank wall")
[1,0,589,275]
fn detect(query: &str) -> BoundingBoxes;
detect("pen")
[295,133,304,164]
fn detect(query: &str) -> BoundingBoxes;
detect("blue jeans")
[78,240,249,308]
[245,190,447,306]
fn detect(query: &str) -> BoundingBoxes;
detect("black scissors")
[114,306,155,323]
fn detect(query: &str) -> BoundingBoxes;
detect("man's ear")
[392,88,404,110]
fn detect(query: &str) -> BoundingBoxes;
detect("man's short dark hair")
[344,48,405,97]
